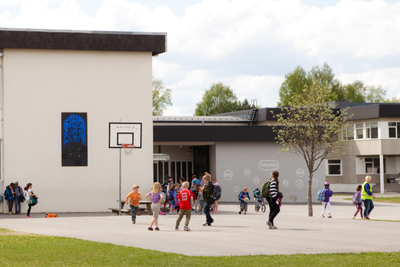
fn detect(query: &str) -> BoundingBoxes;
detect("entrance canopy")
[153,153,170,161]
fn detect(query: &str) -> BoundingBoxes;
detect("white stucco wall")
[215,142,325,203]
[2,48,153,213]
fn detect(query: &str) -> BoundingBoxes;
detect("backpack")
[238,191,244,201]
[317,188,327,202]
[168,191,174,201]
[261,179,271,198]
[160,192,166,205]
[253,188,261,199]
[352,191,362,204]
[191,188,199,199]
[45,213,58,218]
[212,185,222,201]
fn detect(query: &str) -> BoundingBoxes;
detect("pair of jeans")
[176,209,191,227]
[15,197,21,213]
[363,199,374,218]
[7,200,14,212]
[266,197,280,225]
[203,202,213,225]
[129,205,138,222]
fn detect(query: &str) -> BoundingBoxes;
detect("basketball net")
[121,144,135,156]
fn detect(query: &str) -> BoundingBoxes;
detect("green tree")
[278,63,397,105]
[272,81,350,217]
[195,82,238,116]
[152,78,172,116]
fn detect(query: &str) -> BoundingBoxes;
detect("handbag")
[18,194,26,203]
[29,198,38,206]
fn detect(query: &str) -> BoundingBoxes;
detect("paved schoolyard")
[1,195,400,256]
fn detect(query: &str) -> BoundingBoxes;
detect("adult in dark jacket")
[202,174,214,226]
[14,181,24,214]
[4,183,15,214]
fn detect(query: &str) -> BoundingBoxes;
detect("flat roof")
[153,116,247,122]
[0,28,167,55]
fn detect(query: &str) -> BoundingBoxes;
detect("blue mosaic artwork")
[63,114,87,146]
[62,113,88,167]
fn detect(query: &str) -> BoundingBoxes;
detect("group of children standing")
[125,172,219,231]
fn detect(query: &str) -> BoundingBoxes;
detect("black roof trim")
[154,125,277,142]
[0,28,167,55]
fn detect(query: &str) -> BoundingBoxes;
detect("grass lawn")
[344,196,400,203]
[1,229,400,266]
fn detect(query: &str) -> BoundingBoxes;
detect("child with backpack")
[4,183,15,214]
[197,184,204,215]
[168,185,177,214]
[238,187,250,215]
[175,182,193,231]
[320,182,333,218]
[353,185,363,219]
[211,177,221,214]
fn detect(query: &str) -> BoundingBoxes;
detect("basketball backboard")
[109,122,142,148]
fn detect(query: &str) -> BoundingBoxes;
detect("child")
[202,174,214,226]
[211,177,220,214]
[175,182,193,231]
[174,183,181,213]
[145,182,163,231]
[197,184,204,215]
[239,187,250,215]
[168,185,177,214]
[125,185,142,224]
[321,182,333,218]
[191,184,199,213]
[353,185,363,219]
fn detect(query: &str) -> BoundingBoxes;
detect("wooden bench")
[110,200,153,215]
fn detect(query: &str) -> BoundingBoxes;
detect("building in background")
[0,28,166,213]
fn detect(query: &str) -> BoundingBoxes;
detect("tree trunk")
[307,170,313,217]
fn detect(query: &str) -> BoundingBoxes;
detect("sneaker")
[155,227,160,231]
[272,226,278,229]
[184,226,191,231]
[175,226,179,231]
[239,211,241,214]
[202,223,211,227]
[195,210,198,213]
[148,227,153,231]
[26,216,32,218]
[321,215,325,218]
[267,221,273,229]
[328,215,332,218]
[244,213,246,215]
[9,212,12,215]
[132,221,135,224]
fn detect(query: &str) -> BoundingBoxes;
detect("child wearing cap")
[321,182,333,218]
[125,185,142,224]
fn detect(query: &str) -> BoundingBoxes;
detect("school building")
[0,28,166,213]
[153,101,400,202]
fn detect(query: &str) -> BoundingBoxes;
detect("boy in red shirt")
[175,181,193,231]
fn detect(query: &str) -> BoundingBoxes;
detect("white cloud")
[0,0,399,114]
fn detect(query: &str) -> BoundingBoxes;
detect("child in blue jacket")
[239,187,250,215]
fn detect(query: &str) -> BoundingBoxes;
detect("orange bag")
[45,213,58,218]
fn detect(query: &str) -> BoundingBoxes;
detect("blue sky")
[0,0,399,115]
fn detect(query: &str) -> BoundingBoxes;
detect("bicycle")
[255,196,266,213]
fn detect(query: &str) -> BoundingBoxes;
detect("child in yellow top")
[125,185,142,224]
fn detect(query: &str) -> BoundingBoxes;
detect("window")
[365,158,386,174]
[388,122,400,138]
[356,123,363,139]
[371,123,378,139]
[327,159,341,175]
[343,125,354,140]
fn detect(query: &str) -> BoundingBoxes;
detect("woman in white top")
[25,183,36,218]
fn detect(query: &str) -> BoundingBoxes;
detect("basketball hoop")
[121,144,135,156]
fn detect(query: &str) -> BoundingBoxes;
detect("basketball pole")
[118,119,122,216]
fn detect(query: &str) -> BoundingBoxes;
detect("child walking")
[145,182,163,231]
[168,186,177,214]
[197,184,204,215]
[174,183,181,213]
[353,185,363,219]
[175,182,193,231]
[202,174,214,226]
[125,185,142,224]
[321,182,333,218]
[239,187,250,215]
